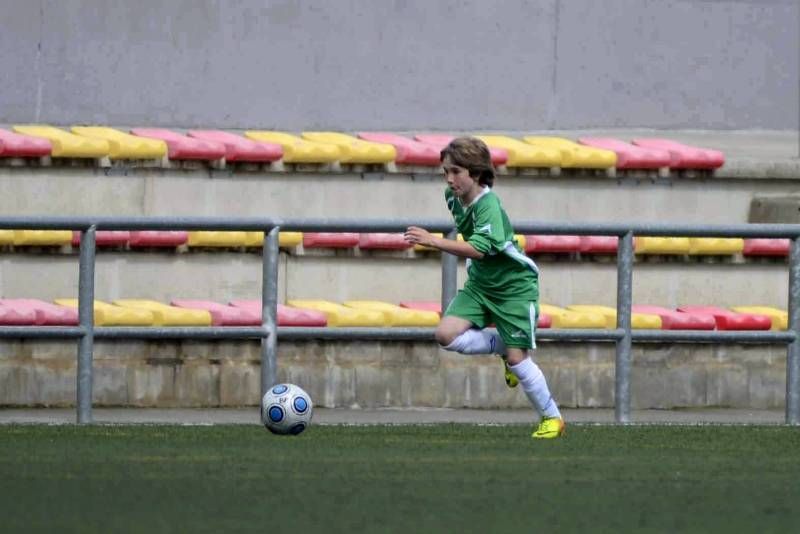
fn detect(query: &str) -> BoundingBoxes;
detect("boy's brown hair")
[440,137,495,187]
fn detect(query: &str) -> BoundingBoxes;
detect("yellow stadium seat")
[244,231,303,248]
[567,305,662,329]
[112,299,212,326]
[731,306,788,330]
[635,237,691,255]
[13,125,109,158]
[540,304,608,329]
[244,131,340,163]
[287,299,386,327]
[0,231,14,245]
[12,230,72,246]
[687,238,744,255]
[187,232,249,247]
[343,300,439,326]
[522,137,617,169]
[71,126,167,159]
[414,232,443,251]
[54,299,155,326]
[476,135,562,168]
[514,235,526,250]
[301,132,396,164]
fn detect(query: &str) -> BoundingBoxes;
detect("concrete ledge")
[0,339,788,410]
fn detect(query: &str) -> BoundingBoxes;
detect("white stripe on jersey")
[501,242,540,275]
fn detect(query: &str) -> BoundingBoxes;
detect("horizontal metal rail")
[0,216,798,425]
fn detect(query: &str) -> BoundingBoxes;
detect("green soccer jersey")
[445,186,539,299]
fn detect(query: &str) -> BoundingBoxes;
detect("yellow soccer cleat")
[532,417,566,439]
[502,357,519,388]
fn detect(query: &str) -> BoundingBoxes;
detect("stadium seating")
[413,134,509,166]
[128,231,188,247]
[71,126,167,159]
[171,300,260,326]
[244,131,340,163]
[54,299,155,326]
[524,235,582,253]
[731,306,788,330]
[635,237,691,254]
[631,139,724,169]
[13,125,109,158]
[399,301,442,315]
[242,231,304,248]
[0,299,78,325]
[229,300,329,326]
[676,306,771,330]
[0,303,38,325]
[71,231,130,247]
[287,300,386,327]
[358,233,412,250]
[112,299,212,326]
[187,130,283,162]
[357,133,441,166]
[476,135,561,168]
[12,230,72,246]
[539,304,607,329]
[522,137,617,169]
[343,300,440,326]
[187,232,249,247]
[0,128,52,157]
[578,138,670,169]
[687,238,744,255]
[302,233,360,248]
[130,128,226,161]
[579,236,619,254]
[301,132,396,164]
[631,305,716,330]
[742,239,790,256]
[567,305,662,329]
[0,231,13,245]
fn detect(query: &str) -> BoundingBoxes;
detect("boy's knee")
[435,326,457,347]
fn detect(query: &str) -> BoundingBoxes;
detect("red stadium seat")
[524,235,582,253]
[303,233,360,248]
[128,231,188,247]
[414,134,509,166]
[71,231,130,247]
[578,138,671,169]
[0,303,38,325]
[358,233,412,250]
[632,305,715,330]
[537,312,552,329]
[677,305,771,331]
[631,139,724,169]
[0,129,52,157]
[579,236,619,254]
[357,133,441,166]
[131,128,226,161]
[229,300,328,326]
[399,301,442,315]
[742,239,790,257]
[171,299,260,326]
[0,299,78,325]
[187,130,283,162]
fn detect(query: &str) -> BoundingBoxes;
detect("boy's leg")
[437,287,503,355]
[506,349,564,438]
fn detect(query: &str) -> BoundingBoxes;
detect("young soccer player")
[404,136,564,439]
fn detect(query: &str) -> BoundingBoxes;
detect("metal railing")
[1,216,799,425]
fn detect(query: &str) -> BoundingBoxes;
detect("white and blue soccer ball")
[261,383,313,435]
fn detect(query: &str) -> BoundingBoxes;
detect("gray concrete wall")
[0,0,797,130]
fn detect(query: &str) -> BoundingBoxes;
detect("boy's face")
[442,155,479,199]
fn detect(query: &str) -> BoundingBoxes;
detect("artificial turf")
[1,424,799,533]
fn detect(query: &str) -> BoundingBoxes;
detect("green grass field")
[1,424,799,533]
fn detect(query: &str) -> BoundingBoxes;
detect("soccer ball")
[261,383,313,435]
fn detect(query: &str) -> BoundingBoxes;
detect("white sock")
[442,328,506,355]
[509,357,561,419]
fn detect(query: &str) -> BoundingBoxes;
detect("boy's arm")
[404,226,484,259]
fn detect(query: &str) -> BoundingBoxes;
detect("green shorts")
[444,284,539,349]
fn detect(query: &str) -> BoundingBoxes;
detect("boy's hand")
[404,226,436,247]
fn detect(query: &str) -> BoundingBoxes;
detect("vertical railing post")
[77,225,96,424]
[615,231,634,424]
[786,236,800,425]
[261,227,280,400]
[441,229,458,313]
